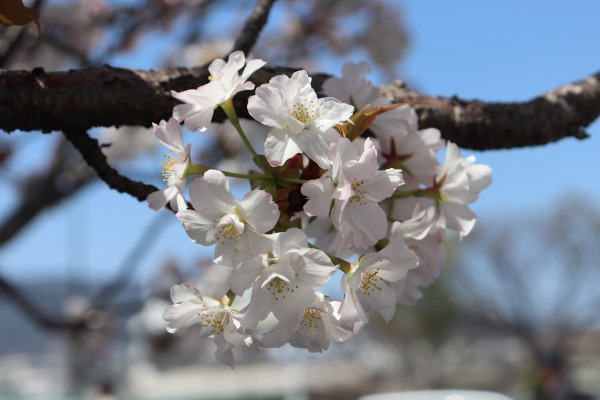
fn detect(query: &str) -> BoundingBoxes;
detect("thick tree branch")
[1,65,599,150]
[0,65,314,132]
[379,76,598,150]
[231,0,277,56]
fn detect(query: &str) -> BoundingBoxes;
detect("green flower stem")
[220,98,258,159]
[275,177,307,185]
[222,171,271,181]
[184,163,211,177]
[222,290,236,307]
[308,243,353,273]
[185,163,306,185]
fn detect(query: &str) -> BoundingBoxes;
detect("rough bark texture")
[1,65,599,150]
[380,75,599,150]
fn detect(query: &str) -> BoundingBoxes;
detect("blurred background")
[1,0,600,399]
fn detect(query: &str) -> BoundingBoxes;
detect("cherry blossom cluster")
[147,52,492,367]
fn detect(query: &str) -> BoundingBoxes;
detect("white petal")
[360,169,404,201]
[163,302,202,332]
[189,171,235,212]
[442,202,477,238]
[264,129,302,166]
[294,129,335,169]
[236,190,279,233]
[176,209,219,245]
[314,98,354,130]
[338,275,369,331]
[289,247,337,287]
[365,283,397,322]
[301,178,335,217]
[241,285,275,328]
[247,85,286,128]
[271,284,315,329]
[261,257,296,286]
[260,325,293,348]
[346,202,388,244]
[241,58,267,81]
[146,186,178,212]
[170,283,203,303]
[230,254,268,295]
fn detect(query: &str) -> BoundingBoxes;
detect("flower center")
[347,178,367,207]
[292,98,318,124]
[198,310,228,335]
[160,153,179,181]
[213,220,242,245]
[360,266,383,295]
[298,307,326,332]
[265,276,298,301]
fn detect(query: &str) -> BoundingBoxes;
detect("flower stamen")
[292,98,319,124]
[360,266,383,295]
[198,310,228,335]
[160,153,178,181]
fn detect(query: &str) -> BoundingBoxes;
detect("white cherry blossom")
[436,142,493,238]
[176,170,279,267]
[146,117,191,212]
[339,221,419,332]
[386,208,447,305]
[323,60,444,163]
[230,228,338,329]
[322,60,382,108]
[301,214,354,259]
[156,58,494,366]
[302,137,404,249]
[172,51,266,132]
[260,292,352,352]
[247,70,354,169]
[163,283,256,368]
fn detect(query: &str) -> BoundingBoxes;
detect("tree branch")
[62,128,159,202]
[1,65,599,150]
[0,274,85,331]
[231,0,277,56]
[0,138,95,248]
[380,74,599,149]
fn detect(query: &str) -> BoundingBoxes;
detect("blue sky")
[398,1,600,213]
[1,1,599,287]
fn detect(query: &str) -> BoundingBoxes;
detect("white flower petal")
[189,171,235,212]
[170,283,203,303]
[301,178,335,217]
[236,190,279,233]
[264,128,303,166]
[230,254,268,295]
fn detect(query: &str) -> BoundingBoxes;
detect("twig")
[0,138,95,248]
[231,0,277,56]
[0,274,84,331]
[62,128,160,203]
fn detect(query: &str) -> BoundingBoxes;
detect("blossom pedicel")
[148,55,492,367]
